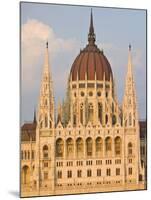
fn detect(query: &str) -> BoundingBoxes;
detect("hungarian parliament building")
[21,11,146,197]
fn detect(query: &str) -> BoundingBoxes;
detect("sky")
[21,2,146,124]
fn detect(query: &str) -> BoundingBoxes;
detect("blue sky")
[21,2,146,123]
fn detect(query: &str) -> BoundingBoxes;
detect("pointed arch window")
[56,138,64,157]
[22,165,30,185]
[115,137,121,156]
[80,103,83,124]
[86,137,93,157]
[76,138,84,158]
[98,103,103,124]
[112,115,116,125]
[96,137,103,157]
[43,145,49,159]
[73,114,76,126]
[66,138,74,158]
[128,142,133,155]
[105,137,112,156]
[105,114,108,124]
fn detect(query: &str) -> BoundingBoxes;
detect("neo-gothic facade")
[21,11,145,197]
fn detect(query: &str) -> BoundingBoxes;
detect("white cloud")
[21,19,78,91]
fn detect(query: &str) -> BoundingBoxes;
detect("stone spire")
[88,9,96,45]
[122,45,138,127]
[37,41,54,129]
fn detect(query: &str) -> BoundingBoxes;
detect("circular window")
[89,91,93,96]
[81,91,84,97]
[97,91,101,97]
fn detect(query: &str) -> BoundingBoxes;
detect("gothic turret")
[37,42,54,129]
[122,45,138,127]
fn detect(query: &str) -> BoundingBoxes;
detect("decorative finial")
[129,44,131,51]
[46,41,48,48]
[89,9,94,34]
[88,9,96,45]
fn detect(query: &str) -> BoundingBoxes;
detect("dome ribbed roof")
[70,10,113,82]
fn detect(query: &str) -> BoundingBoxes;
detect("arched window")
[43,145,49,159]
[22,165,30,185]
[105,137,112,156]
[73,114,76,126]
[80,103,83,124]
[115,137,121,156]
[86,137,93,157]
[76,138,83,158]
[96,137,103,157]
[66,138,74,158]
[88,103,93,123]
[112,115,116,125]
[56,138,64,157]
[105,114,108,124]
[128,142,133,155]
[98,103,103,124]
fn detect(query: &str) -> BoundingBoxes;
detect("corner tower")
[122,45,143,184]
[122,45,138,127]
[34,42,55,194]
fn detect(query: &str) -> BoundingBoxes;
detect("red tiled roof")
[70,44,113,81]
[21,123,36,131]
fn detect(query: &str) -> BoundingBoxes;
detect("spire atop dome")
[88,9,96,45]
[89,9,94,35]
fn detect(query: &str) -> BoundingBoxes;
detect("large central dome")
[70,11,113,82]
